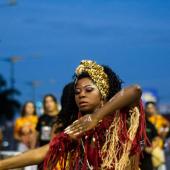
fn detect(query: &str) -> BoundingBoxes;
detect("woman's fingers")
[65,119,82,130]
[64,115,93,137]
[65,122,88,135]
[65,123,85,134]
[65,117,86,132]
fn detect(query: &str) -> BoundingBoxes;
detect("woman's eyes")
[75,89,81,94]
[75,86,94,94]
[85,87,94,92]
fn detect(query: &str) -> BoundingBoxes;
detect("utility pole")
[27,80,41,102]
[0,56,22,89]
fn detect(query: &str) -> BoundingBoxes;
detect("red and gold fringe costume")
[43,101,147,170]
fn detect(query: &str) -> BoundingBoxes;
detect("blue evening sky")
[0,0,170,104]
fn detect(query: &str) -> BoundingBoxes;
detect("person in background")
[144,102,168,170]
[146,102,170,141]
[51,82,78,139]
[0,81,77,170]
[14,101,38,151]
[33,94,59,148]
[140,103,158,170]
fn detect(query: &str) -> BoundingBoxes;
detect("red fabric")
[131,100,148,155]
[43,132,72,170]
[43,101,147,170]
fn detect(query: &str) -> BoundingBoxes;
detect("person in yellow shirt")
[145,102,170,140]
[145,102,169,170]
[14,101,38,151]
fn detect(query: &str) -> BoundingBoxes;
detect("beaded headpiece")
[75,60,109,99]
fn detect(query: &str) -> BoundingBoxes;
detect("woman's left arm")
[65,84,142,137]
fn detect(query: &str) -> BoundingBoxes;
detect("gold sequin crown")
[75,60,109,99]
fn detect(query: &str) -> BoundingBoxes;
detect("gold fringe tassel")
[101,107,140,170]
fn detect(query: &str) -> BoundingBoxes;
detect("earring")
[101,100,104,107]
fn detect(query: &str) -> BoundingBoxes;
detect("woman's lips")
[79,101,88,107]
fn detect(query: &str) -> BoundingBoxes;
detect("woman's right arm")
[0,144,49,170]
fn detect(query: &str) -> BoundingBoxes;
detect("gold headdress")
[75,60,109,99]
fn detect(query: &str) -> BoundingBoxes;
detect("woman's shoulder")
[27,115,38,123]
[15,117,24,123]
[14,117,26,128]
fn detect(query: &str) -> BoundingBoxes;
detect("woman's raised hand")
[64,114,99,138]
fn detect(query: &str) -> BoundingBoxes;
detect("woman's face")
[25,102,35,116]
[145,103,157,115]
[44,96,57,113]
[75,77,102,114]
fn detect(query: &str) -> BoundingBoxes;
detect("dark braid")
[102,65,123,100]
[55,82,78,131]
